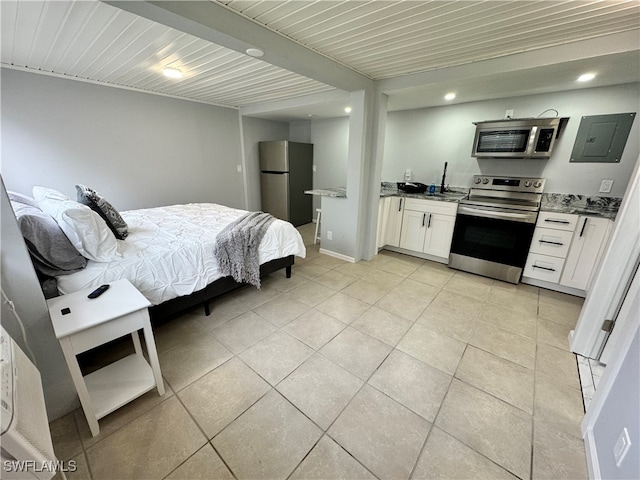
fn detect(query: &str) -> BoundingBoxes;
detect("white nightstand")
[47,279,165,437]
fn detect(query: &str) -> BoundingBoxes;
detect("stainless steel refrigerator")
[259,141,313,226]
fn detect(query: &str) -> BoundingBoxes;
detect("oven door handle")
[458,205,537,223]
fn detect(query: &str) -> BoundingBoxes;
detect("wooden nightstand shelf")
[47,279,164,437]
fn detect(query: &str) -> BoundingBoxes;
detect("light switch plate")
[614,427,631,467]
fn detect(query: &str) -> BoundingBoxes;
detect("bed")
[10,186,306,321]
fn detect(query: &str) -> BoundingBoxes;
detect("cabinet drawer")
[529,228,574,258]
[536,212,578,231]
[523,253,565,283]
[403,198,458,216]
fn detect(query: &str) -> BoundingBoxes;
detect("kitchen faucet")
[440,162,448,193]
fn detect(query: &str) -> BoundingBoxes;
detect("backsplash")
[541,193,622,220]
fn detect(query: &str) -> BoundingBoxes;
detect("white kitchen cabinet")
[524,211,578,284]
[560,216,613,290]
[385,196,404,247]
[399,198,457,259]
[523,252,566,283]
[424,213,456,258]
[376,198,386,250]
[399,209,427,251]
[376,196,405,250]
[529,227,574,258]
[536,211,579,232]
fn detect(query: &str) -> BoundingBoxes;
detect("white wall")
[383,83,640,197]
[1,68,245,209]
[310,117,350,213]
[241,116,289,211]
[289,120,311,143]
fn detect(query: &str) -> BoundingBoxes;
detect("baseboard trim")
[521,276,586,297]
[319,248,356,263]
[583,427,601,480]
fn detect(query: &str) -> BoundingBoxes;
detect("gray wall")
[383,83,640,197]
[310,117,350,213]
[1,68,245,209]
[1,180,78,420]
[241,116,289,211]
[592,324,639,479]
[289,120,311,143]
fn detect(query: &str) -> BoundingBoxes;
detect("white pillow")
[33,186,121,262]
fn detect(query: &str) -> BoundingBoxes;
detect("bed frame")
[148,255,295,322]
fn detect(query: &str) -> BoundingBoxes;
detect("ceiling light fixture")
[246,48,264,58]
[344,106,352,113]
[577,72,596,82]
[444,92,456,101]
[163,67,183,79]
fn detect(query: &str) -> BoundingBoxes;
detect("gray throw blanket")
[214,212,276,288]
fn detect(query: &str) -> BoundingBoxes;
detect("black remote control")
[87,284,110,299]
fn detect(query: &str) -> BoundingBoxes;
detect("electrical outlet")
[237,165,242,173]
[313,165,317,173]
[614,427,631,467]
[599,179,614,193]
[505,109,514,119]
[327,231,333,240]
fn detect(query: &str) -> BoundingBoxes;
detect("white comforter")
[56,203,306,305]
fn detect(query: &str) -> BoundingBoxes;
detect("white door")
[570,155,640,358]
[581,266,639,480]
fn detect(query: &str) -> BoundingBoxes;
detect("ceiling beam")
[239,90,350,117]
[378,31,640,95]
[103,0,373,93]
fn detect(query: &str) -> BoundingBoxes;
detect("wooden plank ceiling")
[218,0,640,79]
[1,0,639,108]
[0,0,335,107]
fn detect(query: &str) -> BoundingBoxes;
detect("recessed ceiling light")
[246,48,264,58]
[344,106,352,113]
[444,92,456,101]
[577,72,596,82]
[163,67,183,79]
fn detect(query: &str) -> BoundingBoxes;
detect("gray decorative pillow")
[11,201,87,276]
[75,184,128,240]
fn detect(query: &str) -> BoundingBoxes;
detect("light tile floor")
[51,222,589,480]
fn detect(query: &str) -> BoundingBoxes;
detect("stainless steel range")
[449,175,545,284]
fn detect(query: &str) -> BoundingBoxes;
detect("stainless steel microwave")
[471,117,568,159]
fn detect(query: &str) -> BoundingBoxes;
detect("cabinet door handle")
[398,198,403,212]
[532,264,556,272]
[579,218,588,237]
[427,213,432,228]
[422,213,426,227]
[544,219,570,224]
[539,239,564,246]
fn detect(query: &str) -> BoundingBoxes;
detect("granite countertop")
[304,187,347,198]
[540,193,622,220]
[380,182,469,203]
[305,185,620,219]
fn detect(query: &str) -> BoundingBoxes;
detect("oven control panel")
[471,176,545,193]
